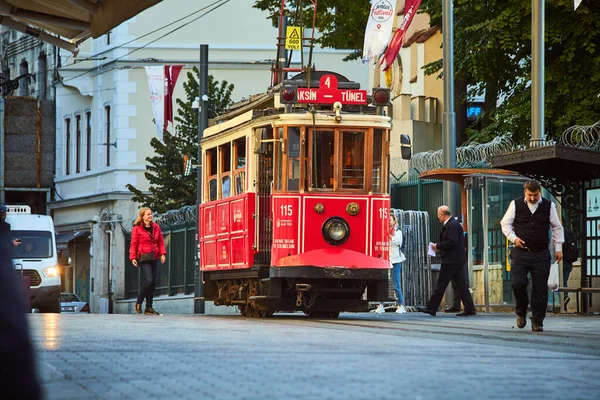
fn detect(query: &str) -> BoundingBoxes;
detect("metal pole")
[279,16,288,83]
[194,44,209,314]
[531,0,545,147]
[442,0,458,213]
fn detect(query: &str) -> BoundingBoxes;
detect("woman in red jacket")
[129,207,166,315]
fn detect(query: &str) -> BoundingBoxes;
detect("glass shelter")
[465,174,528,312]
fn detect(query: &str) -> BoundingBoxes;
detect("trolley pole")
[194,44,209,314]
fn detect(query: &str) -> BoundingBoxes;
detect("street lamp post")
[194,44,209,314]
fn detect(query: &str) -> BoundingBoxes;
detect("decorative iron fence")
[124,207,196,299]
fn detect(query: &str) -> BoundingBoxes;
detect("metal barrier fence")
[392,209,432,307]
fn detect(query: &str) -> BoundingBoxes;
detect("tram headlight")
[322,217,350,246]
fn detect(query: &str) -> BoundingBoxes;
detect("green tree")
[256,0,600,145]
[421,0,600,144]
[126,68,234,213]
[253,0,370,61]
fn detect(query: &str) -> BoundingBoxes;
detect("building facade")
[0,28,57,213]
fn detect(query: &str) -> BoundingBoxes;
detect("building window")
[106,31,111,45]
[86,112,91,171]
[19,59,28,97]
[105,106,111,167]
[75,115,81,173]
[65,118,71,175]
[37,54,47,100]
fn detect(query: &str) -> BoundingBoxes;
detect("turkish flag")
[164,65,183,131]
[380,0,422,72]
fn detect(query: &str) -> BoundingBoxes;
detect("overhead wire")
[55,0,231,84]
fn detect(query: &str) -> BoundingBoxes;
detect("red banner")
[380,0,422,72]
[163,65,183,131]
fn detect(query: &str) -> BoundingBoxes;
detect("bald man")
[417,206,476,317]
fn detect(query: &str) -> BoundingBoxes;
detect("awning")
[490,145,600,182]
[0,0,162,53]
[56,230,89,251]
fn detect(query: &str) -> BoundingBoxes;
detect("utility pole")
[442,0,459,215]
[194,44,209,314]
[531,0,545,147]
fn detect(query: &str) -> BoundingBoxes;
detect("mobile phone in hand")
[14,238,22,244]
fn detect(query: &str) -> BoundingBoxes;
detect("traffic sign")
[296,75,368,105]
[285,26,302,50]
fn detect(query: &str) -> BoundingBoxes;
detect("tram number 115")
[280,205,293,216]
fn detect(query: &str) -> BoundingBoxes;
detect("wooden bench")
[552,287,600,314]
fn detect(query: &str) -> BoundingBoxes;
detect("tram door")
[255,127,274,266]
[466,174,527,312]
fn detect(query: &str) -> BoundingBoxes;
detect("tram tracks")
[252,314,600,358]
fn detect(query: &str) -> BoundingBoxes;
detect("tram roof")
[203,110,392,141]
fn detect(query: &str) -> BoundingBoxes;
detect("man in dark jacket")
[418,206,477,317]
[501,180,564,332]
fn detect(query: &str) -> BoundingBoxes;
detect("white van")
[7,205,61,313]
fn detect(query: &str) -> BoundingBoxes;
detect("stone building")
[0,28,56,214]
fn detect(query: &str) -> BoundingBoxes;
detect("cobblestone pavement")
[26,311,600,400]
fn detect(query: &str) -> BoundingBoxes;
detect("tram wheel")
[305,311,340,319]
[238,304,248,316]
[258,310,274,318]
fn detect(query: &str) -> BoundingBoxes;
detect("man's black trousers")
[510,247,551,325]
[427,262,475,312]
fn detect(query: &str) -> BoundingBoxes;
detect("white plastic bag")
[547,262,559,291]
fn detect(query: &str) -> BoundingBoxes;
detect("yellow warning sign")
[285,26,302,50]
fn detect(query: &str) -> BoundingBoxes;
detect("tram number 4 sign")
[297,74,368,105]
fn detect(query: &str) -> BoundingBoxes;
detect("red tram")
[199,72,397,317]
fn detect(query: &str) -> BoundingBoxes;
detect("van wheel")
[40,299,61,313]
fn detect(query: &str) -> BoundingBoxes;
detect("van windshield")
[11,231,53,258]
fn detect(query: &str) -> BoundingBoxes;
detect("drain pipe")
[105,228,113,314]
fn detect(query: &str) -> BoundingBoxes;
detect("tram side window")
[220,143,231,199]
[287,127,301,191]
[303,132,309,190]
[275,127,284,191]
[233,138,246,195]
[312,130,334,189]
[341,131,365,189]
[207,147,218,202]
[372,129,383,193]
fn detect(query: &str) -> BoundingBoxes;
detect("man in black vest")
[501,180,564,332]
[417,206,476,317]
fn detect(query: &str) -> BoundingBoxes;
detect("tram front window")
[313,130,334,189]
[341,131,364,189]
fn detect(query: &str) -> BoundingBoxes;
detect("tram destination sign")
[297,74,368,105]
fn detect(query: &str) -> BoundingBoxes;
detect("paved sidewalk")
[26,312,600,400]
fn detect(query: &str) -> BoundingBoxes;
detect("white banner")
[362,0,397,63]
[575,0,582,10]
[145,66,164,140]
